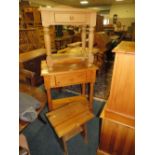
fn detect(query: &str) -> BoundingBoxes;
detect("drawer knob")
[70,16,74,20]
[57,81,61,86]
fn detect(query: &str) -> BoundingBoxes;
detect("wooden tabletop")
[112,41,135,54]
[19,83,47,132]
[41,60,98,76]
[19,48,46,63]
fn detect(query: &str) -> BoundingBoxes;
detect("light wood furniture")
[41,60,97,111]
[97,41,135,155]
[46,100,94,155]
[19,83,47,132]
[39,6,97,67]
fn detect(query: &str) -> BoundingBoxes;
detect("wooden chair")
[46,100,94,155]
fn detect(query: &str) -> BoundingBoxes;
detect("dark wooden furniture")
[19,27,55,53]
[97,41,135,155]
[96,15,104,32]
[22,6,42,28]
[46,100,94,155]
[19,48,46,86]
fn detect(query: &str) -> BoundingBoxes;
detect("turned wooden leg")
[43,26,52,56]
[81,83,86,96]
[46,89,53,111]
[81,124,88,144]
[62,137,68,155]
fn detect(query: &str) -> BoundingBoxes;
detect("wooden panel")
[54,13,86,23]
[55,70,87,86]
[47,101,88,126]
[86,69,96,82]
[107,53,135,117]
[99,119,135,155]
[46,101,94,138]
[52,96,88,109]
[104,108,134,127]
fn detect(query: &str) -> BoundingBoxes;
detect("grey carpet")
[22,89,105,155]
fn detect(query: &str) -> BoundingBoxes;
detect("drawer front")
[55,71,87,87]
[54,13,86,23]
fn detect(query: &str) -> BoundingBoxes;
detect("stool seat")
[46,97,94,154]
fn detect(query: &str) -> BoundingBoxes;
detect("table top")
[19,83,47,132]
[112,41,135,54]
[41,59,98,76]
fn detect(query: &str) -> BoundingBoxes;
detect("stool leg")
[62,137,68,155]
[81,124,88,144]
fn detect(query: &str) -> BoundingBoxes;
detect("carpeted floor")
[22,89,105,155]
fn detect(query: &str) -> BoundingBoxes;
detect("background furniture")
[46,101,94,155]
[41,60,97,111]
[19,48,46,86]
[97,41,135,155]
[19,27,55,53]
[21,6,42,28]
[96,15,104,32]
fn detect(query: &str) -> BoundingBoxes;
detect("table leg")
[47,89,53,111]
[82,83,86,96]
[81,124,88,144]
[89,83,94,111]
[62,137,68,155]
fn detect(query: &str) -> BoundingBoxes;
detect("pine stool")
[46,97,94,155]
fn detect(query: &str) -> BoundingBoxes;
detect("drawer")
[55,71,87,86]
[54,13,86,23]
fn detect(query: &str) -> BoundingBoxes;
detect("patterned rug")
[64,60,114,100]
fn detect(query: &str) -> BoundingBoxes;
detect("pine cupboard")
[97,41,135,155]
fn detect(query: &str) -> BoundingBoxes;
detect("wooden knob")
[70,16,74,20]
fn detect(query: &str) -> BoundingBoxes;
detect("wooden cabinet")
[19,48,46,86]
[23,6,42,27]
[98,41,135,155]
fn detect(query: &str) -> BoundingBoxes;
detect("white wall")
[109,4,135,30]
[110,4,135,18]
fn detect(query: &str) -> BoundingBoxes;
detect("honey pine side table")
[41,60,97,111]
